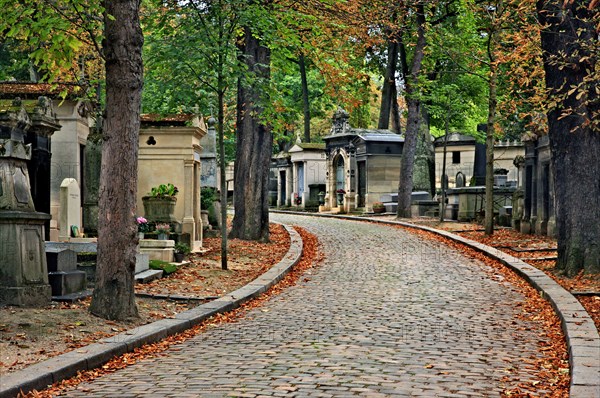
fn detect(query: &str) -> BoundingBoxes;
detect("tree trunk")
[378,39,399,130]
[397,4,426,218]
[390,82,402,135]
[537,0,600,276]
[89,0,143,320]
[299,53,311,143]
[484,63,497,236]
[218,89,228,270]
[230,25,272,242]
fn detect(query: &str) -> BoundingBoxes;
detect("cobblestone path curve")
[66,215,548,397]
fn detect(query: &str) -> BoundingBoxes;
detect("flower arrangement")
[372,202,385,209]
[155,223,171,234]
[149,183,179,198]
[336,189,346,194]
[136,216,149,233]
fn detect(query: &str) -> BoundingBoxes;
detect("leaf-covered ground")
[0,223,291,376]
[22,226,322,398]
[389,218,600,332]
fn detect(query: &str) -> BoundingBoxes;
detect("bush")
[174,242,190,254]
[201,187,217,210]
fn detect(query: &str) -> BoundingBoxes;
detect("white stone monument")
[59,178,81,241]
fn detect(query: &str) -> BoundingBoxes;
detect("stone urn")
[336,193,344,206]
[142,196,177,222]
[318,192,325,205]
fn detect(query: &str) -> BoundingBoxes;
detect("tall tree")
[1,0,143,320]
[536,0,600,276]
[143,0,242,269]
[89,0,143,319]
[230,11,273,242]
[396,2,427,218]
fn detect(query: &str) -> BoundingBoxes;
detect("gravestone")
[45,247,86,297]
[59,178,81,241]
[82,140,101,235]
[455,172,465,188]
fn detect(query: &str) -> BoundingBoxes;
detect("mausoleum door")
[357,161,366,207]
[335,156,345,192]
[297,163,304,198]
[279,170,287,204]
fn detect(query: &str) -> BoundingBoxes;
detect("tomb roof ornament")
[330,107,350,135]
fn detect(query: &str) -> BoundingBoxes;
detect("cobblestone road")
[66,215,548,397]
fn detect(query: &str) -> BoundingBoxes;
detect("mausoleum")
[138,114,206,250]
[322,108,404,213]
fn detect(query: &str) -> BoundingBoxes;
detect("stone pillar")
[181,159,196,244]
[0,99,52,306]
[193,160,202,244]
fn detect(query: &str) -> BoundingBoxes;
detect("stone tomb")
[0,99,54,306]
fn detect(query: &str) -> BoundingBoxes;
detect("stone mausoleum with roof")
[322,108,404,213]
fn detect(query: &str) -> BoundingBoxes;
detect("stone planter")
[336,193,344,206]
[373,206,385,214]
[142,196,177,222]
[157,233,168,240]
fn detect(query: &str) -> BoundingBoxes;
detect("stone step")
[51,289,93,303]
[135,269,164,284]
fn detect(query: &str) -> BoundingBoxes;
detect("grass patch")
[149,259,178,274]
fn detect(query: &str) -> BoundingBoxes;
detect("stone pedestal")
[139,239,175,262]
[0,212,51,306]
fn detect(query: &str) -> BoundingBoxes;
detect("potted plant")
[372,202,385,214]
[142,183,178,222]
[136,216,149,239]
[174,242,190,263]
[155,223,171,240]
[336,189,345,206]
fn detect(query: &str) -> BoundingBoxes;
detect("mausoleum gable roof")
[0,81,85,99]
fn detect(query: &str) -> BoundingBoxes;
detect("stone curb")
[0,224,303,398]
[271,210,600,397]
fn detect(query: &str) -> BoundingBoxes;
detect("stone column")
[0,99,52,306]
[193,160,202,244]
[181,159,196,244]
